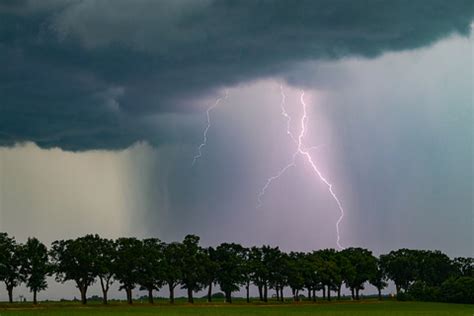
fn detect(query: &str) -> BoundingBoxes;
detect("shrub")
[407,281,441,302]
[211,292,226,299]
[396,291,413,301]
[440,277,474,304]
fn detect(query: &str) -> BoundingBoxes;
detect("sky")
[0,0,473,301]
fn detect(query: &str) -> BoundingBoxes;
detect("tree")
[2,231,468,305]
[162,242,184,303]
[50,235,101,304]
[180,235,207,303]
[95,237,115,304]
[249,246,277,302]
[248,246,265,301]
[453,257,474,277]
[214,243,246,303]
[301,253,317,301]
[114,237,143,304]
[333,251,353,300]
[404,250,456,302]
[301,252,320,302]
[286,252,305,301]
[417,250,454,287]
[380,249,418,295]
[138,238,164,304]
[370,257,388,300]
[271,251,288,302]
[20,237,50,304]
[248,246,286,302]
[342,248,377,300]
[263,246,284,302]
[314,249,341,301]
[202,246,219,302]
[0,233,24,303]
[241,248,252,303]
[441,276,474,304]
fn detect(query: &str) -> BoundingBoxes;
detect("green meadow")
[0,300,473,316]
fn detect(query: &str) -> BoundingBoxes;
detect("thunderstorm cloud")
[1,0,473,150]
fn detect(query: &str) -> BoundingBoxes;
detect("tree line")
[0,233,472,305]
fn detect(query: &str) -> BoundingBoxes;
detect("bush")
[396,291,413,301]
[407,281,441,302]
[211,292,226,299]
[440,277,474,304]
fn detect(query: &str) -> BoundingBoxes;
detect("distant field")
[0,300,473,316]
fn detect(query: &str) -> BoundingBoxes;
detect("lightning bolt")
[192,90,228,166]
[297,91,345,250]
[257,87,345,249]
[256,85,298,208]
[279,84,297,144]
[256,152,297,208]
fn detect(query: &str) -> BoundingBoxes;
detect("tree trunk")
[280,287,284,301]
[99,277,109,305]
[337,285,341,300]
[78,284,87,305]
[169,284,175,304]
[312,289,316,302]
[246,281,250,303]
[378,288,382,300]
[225,290,232,303]
[148,288,154,304]
[322,286,326,300]
[126,287,133,304]
[7,285,13,303]
[351,288,355,300]
[258,285,263,301]
[395,284,400,295]
[307,288,312,300]
[327,286,331,301]
[102,289,108,305]
[276,286,280,301]
[264,283,268,302]
[187,287,194,304]
[33,290,38,305]
[207,282,213,302]
[355,288,360,300]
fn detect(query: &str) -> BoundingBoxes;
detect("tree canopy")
[0,232,472,305]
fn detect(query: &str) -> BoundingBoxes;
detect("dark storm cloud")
[1,0,473,150]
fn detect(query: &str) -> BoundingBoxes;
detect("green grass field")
[0,300,473,315]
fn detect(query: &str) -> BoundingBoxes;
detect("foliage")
[0,233,24,303]
[342,247,376,299]
[137,238,164,304]
[114,238,143,304]
[161,241,184,303]
[407,280,442,302]
[180,235,208,303]
[452,257,474,278]
[95,237,116,304]
[380,249,419,294]
[440,276,474,304]
[50,234,102,304]
[20,237,51,304]
[369,258,388,299]
[1,231,472,306]
[214,243,246,303]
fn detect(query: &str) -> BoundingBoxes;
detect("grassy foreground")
[0,300,473,316]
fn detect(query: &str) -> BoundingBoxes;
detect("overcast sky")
[0,0,473,301]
